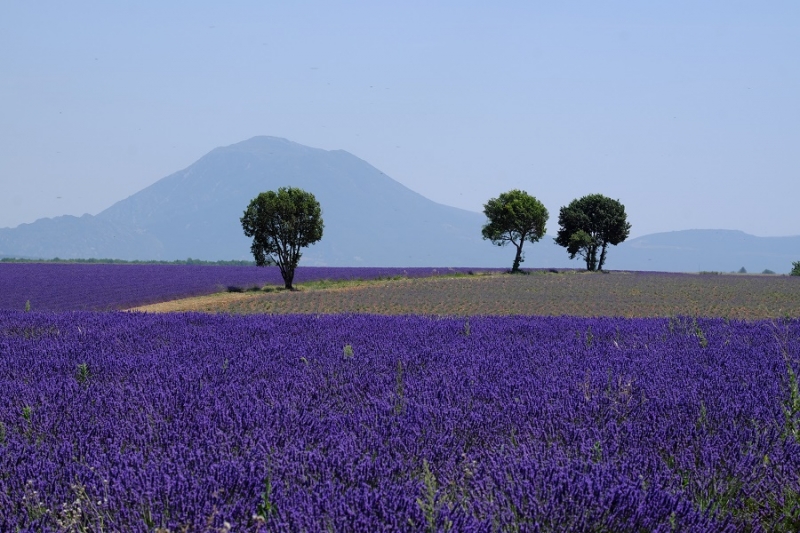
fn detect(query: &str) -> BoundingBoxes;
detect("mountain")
[0,213,163,260]
[613,230,800,274]
[0,137,509,266]
[1,137,798,272]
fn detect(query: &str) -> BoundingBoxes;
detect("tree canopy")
[240,187,323,290]
[555,194,631,271]
[481,189,549,273]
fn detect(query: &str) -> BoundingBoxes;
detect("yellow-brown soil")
[129,272,800,319]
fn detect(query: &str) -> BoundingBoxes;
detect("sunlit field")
[136,270,800,320]
[0,263,490,312]
[2,265,799,531]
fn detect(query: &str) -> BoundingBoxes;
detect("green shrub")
[75,363,90,384]
[792,261,800,276]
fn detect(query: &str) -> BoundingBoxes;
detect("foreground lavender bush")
[1,312,799,531]
[0,263,484,311]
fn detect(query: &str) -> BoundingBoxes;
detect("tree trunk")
[283,269,294,290]
[512,244,523,273]
[598,243,608,271]
[278,262,294,290]
[586,244,598,271]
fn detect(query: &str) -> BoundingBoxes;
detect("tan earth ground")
[130,271,800,319]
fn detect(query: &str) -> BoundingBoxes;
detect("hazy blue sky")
[2,1,798,237]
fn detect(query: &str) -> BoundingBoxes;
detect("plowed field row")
[133,271,800,319]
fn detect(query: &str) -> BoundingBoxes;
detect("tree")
[240,187,323,290]
[555,194,631,271]
[792,261,800,276]
[481,189,549,273]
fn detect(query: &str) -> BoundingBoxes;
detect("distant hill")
[614,229,800,274]
[481,230,800,274]
[1,136,798,272]
[0,137,509,267]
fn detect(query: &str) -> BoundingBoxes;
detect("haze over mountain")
[1,137,798,273]
[1,137,510,267]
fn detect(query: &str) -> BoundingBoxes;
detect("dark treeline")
[0,257,257,266]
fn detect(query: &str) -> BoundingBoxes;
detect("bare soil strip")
[129,271,800,319]
[130,292,257,313]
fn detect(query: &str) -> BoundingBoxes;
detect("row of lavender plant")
[0,263,488,312]
[2,312,799,531]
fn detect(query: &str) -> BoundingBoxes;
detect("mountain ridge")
[1,137,510,267]
[2,137,799,272]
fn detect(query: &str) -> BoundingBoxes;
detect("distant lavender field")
[0,263,486,312]
[1,312,798,531]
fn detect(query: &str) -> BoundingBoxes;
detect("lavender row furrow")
[1,313,798,531]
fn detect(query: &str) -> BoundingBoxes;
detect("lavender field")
[0,263,483,312]
[2,311,799,531]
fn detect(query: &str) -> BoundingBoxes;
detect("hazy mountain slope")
[1,137,510,266]
[0,214,163,260]
[95,136,507,266]
[1,137,798,271]
[613,230,800,274]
